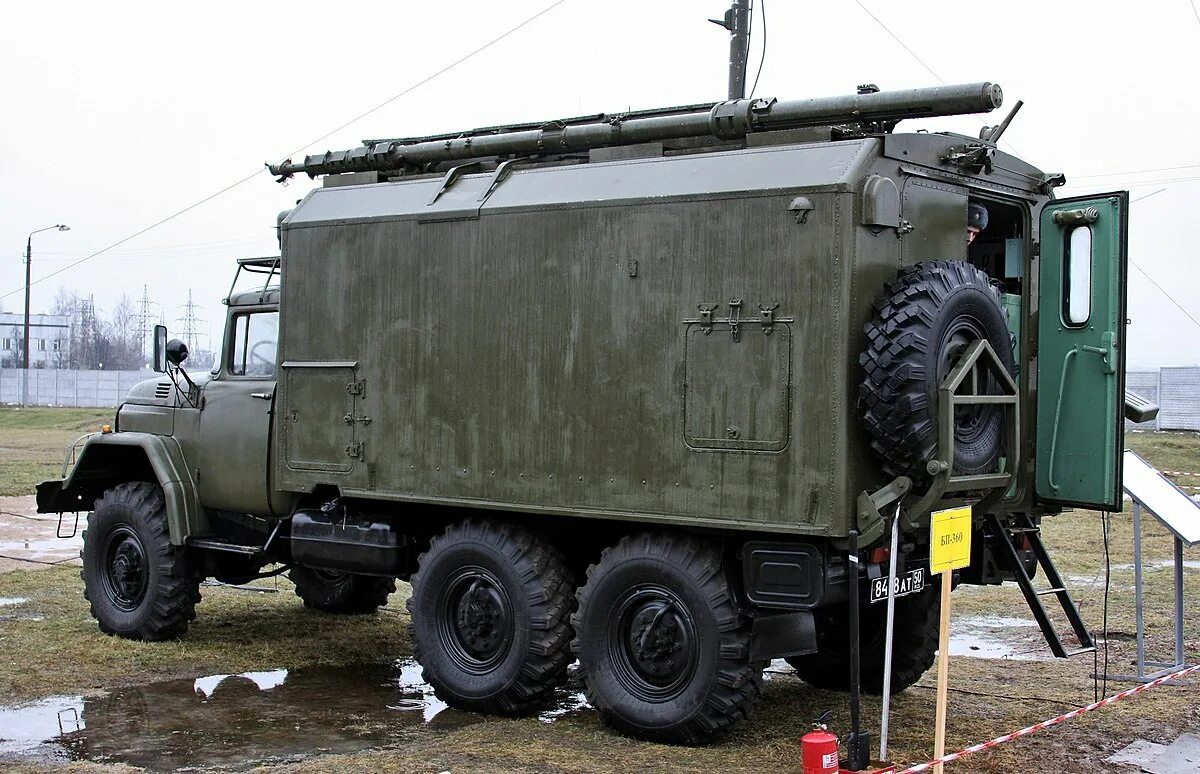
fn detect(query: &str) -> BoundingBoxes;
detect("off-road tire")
[860,260,1015,482]
[81,482,200,641]
[289,567,395,614]
[407,519,575,715]
[572,533,763,745]
[786,575,940,694]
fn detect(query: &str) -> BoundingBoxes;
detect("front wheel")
[81,482,200,641]
[573,533,763,745]
[289,567,395,614]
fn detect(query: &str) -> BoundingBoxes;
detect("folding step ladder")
[986,512,1096,658]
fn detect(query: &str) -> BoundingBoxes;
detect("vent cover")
[155,382,172,399]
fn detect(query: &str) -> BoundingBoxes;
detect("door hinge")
[343,412,372,426]
[346,379,366,396]
[346,441,364,459]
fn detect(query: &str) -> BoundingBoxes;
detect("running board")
[986,513,1095,658]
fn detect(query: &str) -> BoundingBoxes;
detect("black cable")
[0,0,571,304]
[749,0,766,99]
[0,510,56,522]
[0,553,78,566]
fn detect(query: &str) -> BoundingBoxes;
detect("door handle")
[251,392,273,400]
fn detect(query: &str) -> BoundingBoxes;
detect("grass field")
[0,410,1196,773]
[0,408,113,497]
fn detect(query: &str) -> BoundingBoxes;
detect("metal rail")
[269,82,1002,180]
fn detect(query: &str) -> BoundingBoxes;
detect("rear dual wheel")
[408,523,762,744]
[289,566,395,614]
[573,533,763,745]
[407,520,576,714]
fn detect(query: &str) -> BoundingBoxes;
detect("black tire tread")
[289,567,396,614]
[572,533,763,745]
[859,260,1011,481]
[406,518,575,715]
[81,481,200,641]
[786,576,940,694]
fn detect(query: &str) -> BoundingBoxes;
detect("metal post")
[22,235,32,407]
[846,529,870,770]
[726,0,752,100]
[1133,502,1145,679]
[879,503,903,761]
[1174,536,1184,668]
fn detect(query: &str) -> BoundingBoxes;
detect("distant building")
[0,312,72,368]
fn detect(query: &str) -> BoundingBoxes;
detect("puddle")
[949,615,1052,661]
[0,659,594,770]
[0,597,30,607]
[0,538,81,563]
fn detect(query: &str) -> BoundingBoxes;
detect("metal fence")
[1,365,1197,423]
[0,368,153,408]
[1127,368,1200,432]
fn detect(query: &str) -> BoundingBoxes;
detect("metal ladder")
[987,512,1096,658]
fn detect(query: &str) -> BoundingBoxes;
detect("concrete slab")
[1107,739,1167,768]
[1144,734,1200,774]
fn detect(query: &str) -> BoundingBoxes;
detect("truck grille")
[155,382,172,399]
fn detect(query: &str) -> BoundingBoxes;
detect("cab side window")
[229,312,279,377]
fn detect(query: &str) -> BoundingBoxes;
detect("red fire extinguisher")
[802,722,840,774]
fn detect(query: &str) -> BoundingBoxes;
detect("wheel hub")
[609,585,700,700]
[104,530,148,611]
[627,600,690,685]
[439,567,514,672]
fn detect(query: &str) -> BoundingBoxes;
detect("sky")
[2,0,1198,368]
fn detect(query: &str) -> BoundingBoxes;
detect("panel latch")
[728,299,743,341]
[759,303,779,335]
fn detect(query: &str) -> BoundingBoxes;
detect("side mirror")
[153,325,168,373]
[166,338,189,366]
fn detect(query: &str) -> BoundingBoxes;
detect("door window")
[229,312,279,377]
[1063,226,1092,326]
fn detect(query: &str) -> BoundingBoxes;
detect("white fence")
[0,366,1195,423]
[1127,368,1200,432]
[0,368,153,408]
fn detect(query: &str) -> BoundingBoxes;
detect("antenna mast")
[710,0,753,99]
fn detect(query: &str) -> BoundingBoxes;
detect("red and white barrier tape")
[893,663,1200,774]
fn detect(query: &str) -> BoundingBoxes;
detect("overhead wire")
[0,0,571,304]
[748,0,767,99]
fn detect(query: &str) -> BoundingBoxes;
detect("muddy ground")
[0,415,1196,772]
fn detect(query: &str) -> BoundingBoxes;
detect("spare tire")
[859,260,1014,482]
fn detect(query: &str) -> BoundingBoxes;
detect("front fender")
[36,432,205,545]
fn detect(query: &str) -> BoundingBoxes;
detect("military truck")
[39,80,1135,745]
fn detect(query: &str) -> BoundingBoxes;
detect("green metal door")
[1035,192,1128,510]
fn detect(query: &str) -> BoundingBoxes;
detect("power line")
[748,0,767,99]
[851,0,943,83]
[0,0,571,304]
[1191,0,1200,28]
[1072,162,1200,180]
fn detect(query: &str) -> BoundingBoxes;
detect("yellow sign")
[930,506,972,574]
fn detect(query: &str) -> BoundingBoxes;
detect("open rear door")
[1035,192,1128,510]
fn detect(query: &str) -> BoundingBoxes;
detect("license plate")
[869,568,926,604]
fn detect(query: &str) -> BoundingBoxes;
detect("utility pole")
[710,0,753,99]
[138,284,152,365]
[21,224,69,406]
[178,290,204,355]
